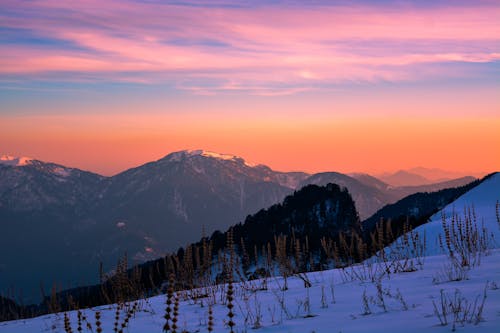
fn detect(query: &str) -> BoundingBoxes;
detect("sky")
[0,0,499,176]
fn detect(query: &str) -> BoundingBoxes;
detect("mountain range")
[1,171,498,332]
[0,150,477,302]
[376,167,484,186]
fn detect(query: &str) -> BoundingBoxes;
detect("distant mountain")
[377,170,432,186]
[406,167,485,182]
[388,176,477,199]
[91,150,303,259]
[0,159,105,303]
[348,173,391,192]
[362,178,483,235]
[301,173,476,220]
[0,150,480,303]
[377,167,483,186]
[388,172,500,256]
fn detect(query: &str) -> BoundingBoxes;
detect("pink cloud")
[1,1,499,92]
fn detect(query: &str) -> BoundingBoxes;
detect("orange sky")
[1,112,498,176]
[1,1,499,175]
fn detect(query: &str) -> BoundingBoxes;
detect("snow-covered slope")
[406,172,499,256]
[1,250,499,332]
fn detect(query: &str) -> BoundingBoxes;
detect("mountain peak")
[163,149,257,167]
[0,154,34,166]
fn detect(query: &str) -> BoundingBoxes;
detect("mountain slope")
[403,172,500,255]
[2,245,499,332]
[0,151,301,302]
[361,178,483,239]
[0,160,105,303]
[407,166,485,181]
[90,150,297,259]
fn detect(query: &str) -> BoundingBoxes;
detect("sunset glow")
[1,0,499,175]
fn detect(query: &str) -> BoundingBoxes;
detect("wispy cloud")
[0,0,499,94]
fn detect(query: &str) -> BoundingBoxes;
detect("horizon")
[0,149,491,178]
[1,0,499,175]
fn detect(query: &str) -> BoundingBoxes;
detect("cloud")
[0,0,499,93]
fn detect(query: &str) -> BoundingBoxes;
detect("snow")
[1,249,499,333]
[52,167,72,178]
[0,155,33,166]
[390,173,500,257]
[165,150,256,167]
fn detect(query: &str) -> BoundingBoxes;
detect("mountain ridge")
[0,149,482,303]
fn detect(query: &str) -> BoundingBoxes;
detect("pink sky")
[0,0,498,175]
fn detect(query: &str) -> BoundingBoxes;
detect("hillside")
[391,172,500,256]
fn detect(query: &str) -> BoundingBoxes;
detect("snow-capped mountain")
[0,158,103,211]
[89,149,300,262]
[0,151,303,302]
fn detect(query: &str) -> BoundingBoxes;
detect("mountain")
[348,172,391,192]
[0,150,480,303]
[387,176,477,199]
[377,167,483,186]
[300,172,476,220]
[1,183,360,316]
[361,173,499,262]
[394,172,500,256]
[300,172,390,219]
[407,166,486,182]
[0,158,105,304]
[377,170,432,186]
[90,150,301,260]
[2,175,492,322]
[0,170,494,322]
[0,157,103,210]
[361,178,483,236]
[0,150,303,302]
